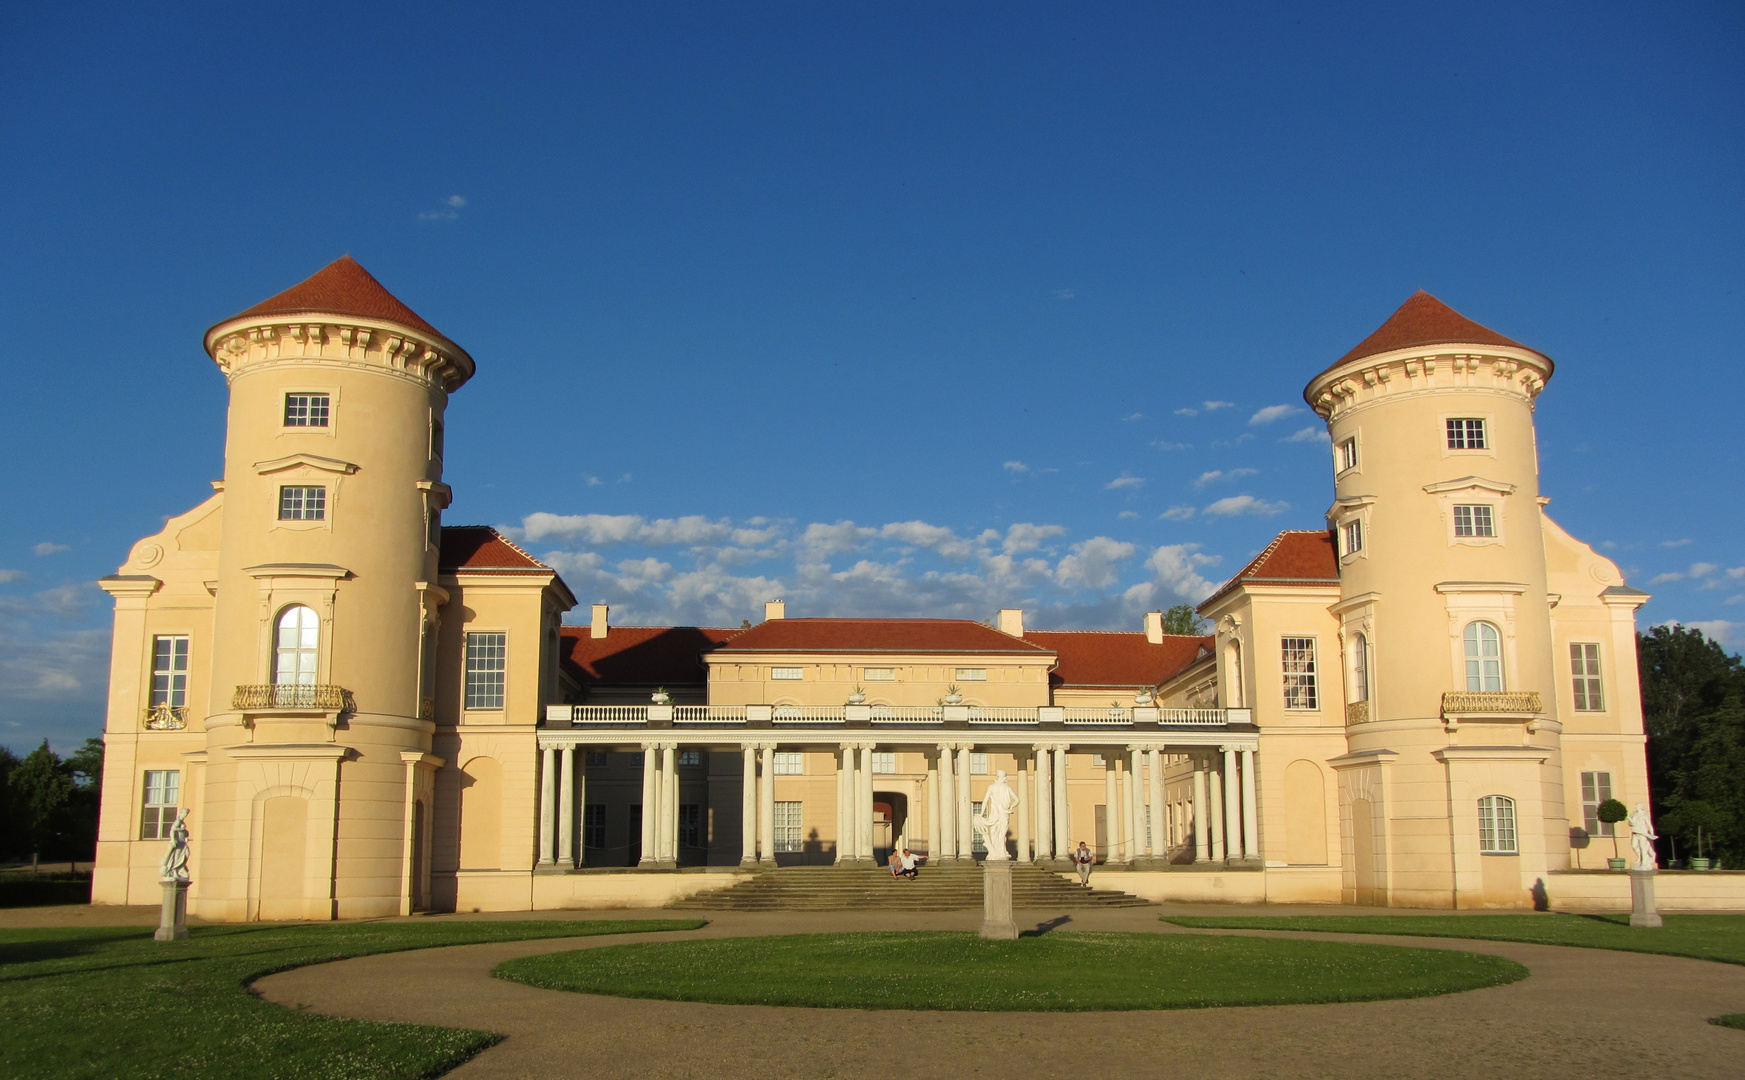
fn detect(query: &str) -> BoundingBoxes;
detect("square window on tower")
[284,393,330,427]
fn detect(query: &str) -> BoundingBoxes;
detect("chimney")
[764,599,786,622]
[590,603,610,639]
[997,608,1024,638]
[1144,610,1164,644]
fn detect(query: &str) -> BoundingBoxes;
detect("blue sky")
[2,2,1741,752]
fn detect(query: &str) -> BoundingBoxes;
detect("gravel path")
[254,906,1745,1079]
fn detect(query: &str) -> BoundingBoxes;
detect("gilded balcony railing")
[1441,690,1542,715]
[143,702,188,730]
[232,684,351,711]
[1345,701,1370,725]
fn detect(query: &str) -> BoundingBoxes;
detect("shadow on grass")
[1020,916,1072,937]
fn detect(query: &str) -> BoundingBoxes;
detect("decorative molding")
[1423,476,1516,496]
[253,453,359,476]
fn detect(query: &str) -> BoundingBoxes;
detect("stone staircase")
[668,863,1153,911]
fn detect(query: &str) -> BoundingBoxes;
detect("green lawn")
[494,930,1526,1011]
[1714,1014,1745,1030]
[1161,913,1745,967]
[0,917,702,1080]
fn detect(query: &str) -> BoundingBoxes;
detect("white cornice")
[244,563,351,580]
[254,453,359,476]
[1434,580,1528,595]
[1423,476,1516,496]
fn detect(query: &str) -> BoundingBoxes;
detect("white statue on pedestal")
[974,769,1018,861]
[159,810,191,883]
[1628,802,1658,872]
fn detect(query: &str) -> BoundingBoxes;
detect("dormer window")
[284,393,330,427]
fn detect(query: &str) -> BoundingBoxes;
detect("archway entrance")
[873,793,907,865]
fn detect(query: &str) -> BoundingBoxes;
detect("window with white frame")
[678,750,701,766]
[1281,637,1319,710]
[1351,633,1370,703]
[283,393,330,427]
[864,667,894,680]
[773,751,805,775]
[872,751,896,774]
[773,801,804,852]
[678,803,701,848]
[1581,772,1614,837]
[1463,622,1503,692]
[971,752,989,775]
[1342,520,1364,557]
[1453,504,1496,538]
[955,668,987,681]
[1446,417,1488,450]
[140,770,180,840]
[770,667,803,680]
[278,486,326,521]
[151,635,189,708]
[583,804,606,849]
[274,606,319,687]
[1478,795,1518,853]
[464,632,507,710]
[1338,436,1358,473]
[1571,643,1604,711]
[971,802,987,853]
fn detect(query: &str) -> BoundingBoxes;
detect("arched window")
[274,606,319,687]
[1463,622,1503,692]
[1352,634,1370,703]
[1477,795,1517,854]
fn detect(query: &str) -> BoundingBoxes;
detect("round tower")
[1305,291,1563,906]
[197,256,473,920]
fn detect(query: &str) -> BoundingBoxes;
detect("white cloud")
[1174,407,1198,417]
[1661,539,1693,548]
[799,521,877,560]
[618,473,633,484]
[1151,440,1190,451]
[0,570,23,584]
[1003,461,1029,474]
[1055,537,1136,590]
[418,194,468,221]
[1121,412,1143,423]
[1203,495,1290,517]
[33,543,70,556]
[1002,523,1065,555]
[1727,567,1745,579]
[521,512,735,547]
[1678,620,1739,648]
[880,521,976,560]
[1690,563,1718,578]
[1649,572,1685,585]
[1053,288,1075,300]
[1195,468,1257,488]
[1159,506,1196,521]
[1282,425,1330,444]
[1105,474,1145,491]
[584,475,604,487]
[1248,404,1299,426]
[1203,401,1234,411]
[1118,511,1139,520]
[1123,544,1220,608]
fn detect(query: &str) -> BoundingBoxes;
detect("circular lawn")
[493,930,1526,1011]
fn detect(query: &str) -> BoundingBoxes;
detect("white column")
[1127,745,1143,863]
[1147,748,1164,859]
[759,744,776,865]
[739,745,757,867]
[956,746,974,858]
[1033,745,1052,861]
[662,743,679,864]
[927,748,942,861]
[1103,753,1119,861]
[1053,745,1070,855]
[936,743,955,859]
[575,761,588,868]
[639,743,657,866]
[538,746,558,865]
[1017,749,1031,862]
[1241,747,1259,861]
[858,744,875,860]
[1222,745,1242,861]
[1209,758,1226,862]
[1193,760,1209,863]
[557,745,576,868]
[836,744,852,864]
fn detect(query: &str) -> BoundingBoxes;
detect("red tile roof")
[1323,291,1546,375]
[714,618,1053,654]
[1025,631,1212,689]
[560,625,740,688]
[439,526,549,571]
[1199,530,1339,609]
[210,255,447,341]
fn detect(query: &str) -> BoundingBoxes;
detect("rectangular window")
[773,801,804,852]
[1342,520,1363,556]
[773,751,805,775]
[150,635,190,708]
[585,751,608,767]
[584,804,606,849]
[430,417,444,461]
[971,752,989,775]
[955,668,987,681]
[1581,772,1614,837]
[1281,637,1319,710]
[277,486,326,521]
[140,770,180,840]
[1453,504,1496,538]
[872,751,896,774]
[770,667,803,680]
[678,803,701,848]
[678,750,701,767]
[1338,437,1358,472]
[1571,643,1604,711]
[1478,795,1518,854]
[864,667,895,681]
[283,393,330,427]
[628,751,645,768]
[1446,417,1488,450]
[463,632,507,710]
[971,802,987,854]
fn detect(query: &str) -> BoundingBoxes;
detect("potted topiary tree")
[1597,799,1629,870]
[846,685,866,705]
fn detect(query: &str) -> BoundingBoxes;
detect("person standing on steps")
[1072,840,1095,886]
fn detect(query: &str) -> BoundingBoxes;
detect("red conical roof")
[212,255,445,340]
[1326,290,1543,373]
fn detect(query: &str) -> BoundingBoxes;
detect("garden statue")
[159,810,191,882]
[1628,802,1658,872]
[973,769,1018,861]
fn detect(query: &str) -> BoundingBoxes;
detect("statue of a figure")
[973,769,1019,861]
[159,810,191,883]
[1628,802,1658,872]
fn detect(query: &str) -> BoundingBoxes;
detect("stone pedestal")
[979,860,1018,940]
[154,879,189,942]
[1629,868,1662,928]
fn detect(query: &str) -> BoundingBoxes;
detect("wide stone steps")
[669,864,1153,911]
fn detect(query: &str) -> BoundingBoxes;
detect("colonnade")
[533,738,1260,869]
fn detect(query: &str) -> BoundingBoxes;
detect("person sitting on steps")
[898,848,922,880]
[1073,840,1095,886]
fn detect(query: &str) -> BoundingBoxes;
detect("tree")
[1160,604,1207,636]
[1639,625,1745,866]
[0,745,20,862]
[1596,798,1628,861]
[10,741,74,869]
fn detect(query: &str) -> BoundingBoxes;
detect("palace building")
[93,258,1680,918]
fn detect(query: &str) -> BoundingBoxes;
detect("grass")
[493,930,1526,1011]
[1161,913,1745,967]
[0,917,703,1080]
[1713,1013,1745,1030]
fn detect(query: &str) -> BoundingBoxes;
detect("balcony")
[546,703,1248,730]
[232,684,352,712]
[1441,690,1542,721]
[143,703,188,731]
